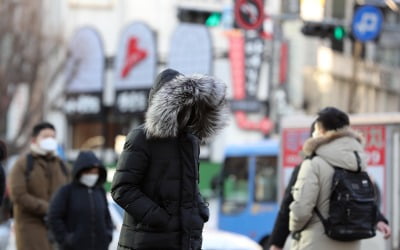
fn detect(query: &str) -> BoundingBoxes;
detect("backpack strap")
[25,154,69,181]
[354,151,362,173]
[59,160,69,177]
[25,154,34,181]
[314,207,329,228]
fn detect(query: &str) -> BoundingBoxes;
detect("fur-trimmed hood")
[145,72,229,139]
[303,127,367,171]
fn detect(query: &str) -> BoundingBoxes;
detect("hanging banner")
[167,23,212,75]
[244,31,264,99]
[64,27,104,118]
[113,22,156,114]
[227,30,272,134]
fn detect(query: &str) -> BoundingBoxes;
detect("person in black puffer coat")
[48,151,113,250]
[0,140,6,205]
[111,68,228,250]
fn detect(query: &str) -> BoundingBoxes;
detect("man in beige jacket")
[289,107,389,250]
[9,122,69,250]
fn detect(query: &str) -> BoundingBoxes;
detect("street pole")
[349,41,362,113]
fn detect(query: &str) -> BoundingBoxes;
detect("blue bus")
[218,139,279,248]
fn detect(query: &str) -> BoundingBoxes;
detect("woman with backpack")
[289,107,374,250]
[48,151,113,250]
[268,119,390,250]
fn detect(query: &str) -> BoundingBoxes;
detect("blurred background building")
[2,0,400,184]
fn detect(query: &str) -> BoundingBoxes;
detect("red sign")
[234,0,264,30]
[279,42,288,85]
[121,37,147,78]
[228,32,246,100]
[354,125,386,166]
[282,128,311,167]
[282,125,387,168]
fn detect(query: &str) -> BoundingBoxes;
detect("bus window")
[254,156,277,202]
[221,156,249,214]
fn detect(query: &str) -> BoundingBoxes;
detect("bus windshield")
[221,156,249,214]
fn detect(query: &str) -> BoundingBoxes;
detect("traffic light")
[301,22,345,52]
[301,22,346,40]
[205,13,222,27]
[177,9,222,27]
[333,26,346,40]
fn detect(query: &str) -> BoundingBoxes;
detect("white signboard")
[114,22,156,90]
[168,24,212,75]
[65,27,105,93]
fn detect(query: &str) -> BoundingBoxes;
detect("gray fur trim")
[144,74,229,139]
[303,127,365,156]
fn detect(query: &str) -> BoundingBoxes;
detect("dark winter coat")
[0,162,5,206]
[267,164,301,248]
[111,69,228,250]
[48,151,113,250]
[0,140,6,206]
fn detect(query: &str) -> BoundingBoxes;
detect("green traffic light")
[205,13,221,27]
[333,26,345,40]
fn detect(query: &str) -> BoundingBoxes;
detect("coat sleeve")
[289,159,319,232]
[8,157,49,216]
[47,185,69,245]
[102,189,114,241]
[377,210,389,225]
[111,129,170,228]
[268,164,301,247]
[0,163,5,206]
[196,192,209,222]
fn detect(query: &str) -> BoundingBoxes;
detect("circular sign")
[234,0,264,30]
[352,5,383,42]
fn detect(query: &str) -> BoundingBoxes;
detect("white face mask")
[80,174,99,187]
[312,130,321,139]
[38,137,58,152]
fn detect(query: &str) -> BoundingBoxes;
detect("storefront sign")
[168,23,212,75]
[114,22,156,90]
[116,90,149,113]
[114,22,156,114]
[64,27,104,117]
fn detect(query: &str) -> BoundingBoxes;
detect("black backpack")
[315,151,377,241]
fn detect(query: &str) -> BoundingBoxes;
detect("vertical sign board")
[167,23,212,75]
[244,31,264,100]
[114,22,157,114]
[64,27,105,119]
[281,125,387,210]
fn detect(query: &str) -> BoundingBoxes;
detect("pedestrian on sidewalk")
[8,122,69,250]
[111,68,228,250]
[289,107,390,250]
[48,151,113,250]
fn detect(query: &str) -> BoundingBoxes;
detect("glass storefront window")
[254,156,277,202]
[221,157,249,214]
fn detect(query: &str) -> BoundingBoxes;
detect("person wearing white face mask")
[8,122,70,250]
[48,151,113,250]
